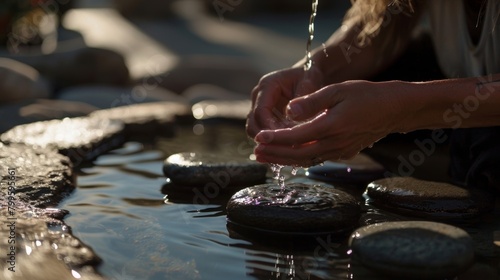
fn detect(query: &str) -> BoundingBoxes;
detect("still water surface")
[60,124,499,280]
[61,124,353,280]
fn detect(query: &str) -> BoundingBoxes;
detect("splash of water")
[272,0,320,192]
[304,0,319,71]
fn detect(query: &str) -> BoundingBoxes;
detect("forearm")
[396,75,500,132]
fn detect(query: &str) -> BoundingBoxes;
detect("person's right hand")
[246,66,324,138]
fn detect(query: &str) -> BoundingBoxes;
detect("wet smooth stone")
[0,116,125,166]
[226,183,360,234]
[89,101,190,138]
[307,153,385,185]
[0,143,74,207]
[163,152,267,188]
[349,221,475,279]
[365,177,494,220]
[0,198,103,280]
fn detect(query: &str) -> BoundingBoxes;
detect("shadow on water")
[59,123,500,280]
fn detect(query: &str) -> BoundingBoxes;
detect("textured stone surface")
[227,183,360,234]
[365,177,494,219]
[349,221,475,279]
[0,198,103,280]
[0,143,74,208]
[89,101,190,138]
[163,152,267,188]
[0,117,125,166]
[307,153,386,185]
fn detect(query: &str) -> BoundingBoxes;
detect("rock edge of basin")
[0,101,190,279]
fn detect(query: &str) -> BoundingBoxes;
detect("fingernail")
[255,131,273,144]
[287,103,303,119]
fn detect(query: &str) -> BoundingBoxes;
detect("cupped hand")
[253,80,409,166]
[246,66,324,138]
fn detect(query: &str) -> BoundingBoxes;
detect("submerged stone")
[163,152,267,188]
[307,153,385,185]
[0,143,74,207]
[349,221,475,279]
[365,177,494,220]
[0,117,125,166]
[226,183,360,234]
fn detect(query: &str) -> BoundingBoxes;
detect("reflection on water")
[59,124,500,280]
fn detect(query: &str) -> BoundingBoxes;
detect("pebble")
[307,153,386,185]
[0,116,125,166]
[0,143,74,207]
[365,177,494,220]
[226,183,360,234]
[163,152,267,188]
[349,221,475,279]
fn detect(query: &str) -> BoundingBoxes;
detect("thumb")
[286,85,341,121]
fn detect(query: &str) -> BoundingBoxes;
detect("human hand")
[253,80,407,166]
[246,66,324,138]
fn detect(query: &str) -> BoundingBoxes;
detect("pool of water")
[60,123,500,280]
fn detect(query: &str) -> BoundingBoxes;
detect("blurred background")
[0,0,350,132]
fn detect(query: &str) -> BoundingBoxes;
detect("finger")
[254,140,344,167]
[286,85,342,122]
[254,110,330,145]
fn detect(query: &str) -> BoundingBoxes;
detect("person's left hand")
[253,80,409,166]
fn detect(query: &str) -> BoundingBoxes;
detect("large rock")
[0,117,125,166]
[365,177,494,220]
[89,101,190,138]
[227,183,360,234]
[0,99,98,134]
[0,58,51,103]
[349,221,475,279]
[0,198,103,280]
[0,143,74,207]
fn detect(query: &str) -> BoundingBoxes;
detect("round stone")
[365,177,494,219]
[349,221,475,279]
[226,183,361,234]
[163,152,267,188]
[307,153,385,185]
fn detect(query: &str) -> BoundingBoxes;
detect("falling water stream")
[271,0,320,191]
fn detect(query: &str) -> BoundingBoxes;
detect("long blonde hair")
[343,0,414,45]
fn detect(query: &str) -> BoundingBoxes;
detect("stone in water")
[365,177,494,220]
[163,152,267,188]
[349,221,475,279]
[227,183,360,234]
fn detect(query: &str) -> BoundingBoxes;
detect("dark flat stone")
[163,152,267,188]
[226,183,360,234]
[89,101,190,139]
[0,117,125,166]
[365,177,494,220]
[349,221,475,279]
[0,143,74,207]
[307,153,386,185]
